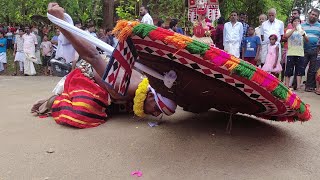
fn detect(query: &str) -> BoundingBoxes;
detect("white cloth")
[223,22,243,45]
[224,42,241,58]
[15,35,24,52]
[0,63,4,71]
[47,13,114,55]
[141,13,154,25]
[149,86,177,116]
[0,52,7,63]
[260,44,268,64]
[52,76,67,95]
[24,53,36,75]
[260,18,284,44]
[223,21,243,57]
[34,50,42,64]
[255,26,262,41]
[22,33,37,54]
[18,61,24,72]
[14,51,26,62]
[55,13,76,64]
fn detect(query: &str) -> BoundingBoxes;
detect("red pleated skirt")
[52,69,110,128]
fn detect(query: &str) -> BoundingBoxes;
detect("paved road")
[0,76,320,180]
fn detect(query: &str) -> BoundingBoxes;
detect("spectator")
[13,29,25,76]
[74,21,82,29]
[157,19,165,28]
[301,8,320,92]
[51,29,60,46]
[140,6,154,25]
[5,30,13,50]
[98,28,107,41]
[214,17,225,50]
[105,28,115,47]
[242,26,261,66]
[42,25,50,37]
[171,19,184,34]
[0,31,7,73]
[283,8,302,88]
[255,14,267,66]
[22,26,37,76]
[87,24,97,38]
[33,29,42,65]
[287,9,302,29]
[262,34,282,75]
[260,8,284,66]
[40,35,53,76]
[239,12,249,56]
[284,17,309,91]
[169,20,177,32]
[223,11,243,58]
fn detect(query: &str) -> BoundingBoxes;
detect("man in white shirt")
[223,11,243,58]
[22,26,37,75]
[255,14,267,65]
[260,8,284,65]
[139,6,154,25]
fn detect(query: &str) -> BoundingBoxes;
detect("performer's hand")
[48,2,65,20]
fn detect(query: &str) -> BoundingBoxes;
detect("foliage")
[115,0,140,20]
[148,0,188,25]
[0,0,103,26]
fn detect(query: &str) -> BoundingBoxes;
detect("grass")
[0,49,45,76]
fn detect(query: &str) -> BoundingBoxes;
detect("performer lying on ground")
[31,2,177,128]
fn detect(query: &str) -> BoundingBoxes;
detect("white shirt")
[223,21,243,46]
[255,26,262,40]
[260,18,284,44]
[22,33,37,54]
[141,13,154,25]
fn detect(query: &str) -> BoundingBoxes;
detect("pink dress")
[262,44,282,73]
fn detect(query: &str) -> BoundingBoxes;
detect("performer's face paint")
[144,91,162,117]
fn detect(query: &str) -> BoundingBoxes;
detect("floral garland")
[133,78,149,117]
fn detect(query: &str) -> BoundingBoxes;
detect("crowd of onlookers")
[0,21,116,76]
[215,8,320,95]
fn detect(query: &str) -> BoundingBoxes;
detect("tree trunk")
[103,0,114,28]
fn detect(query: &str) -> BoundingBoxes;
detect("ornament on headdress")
[188,0,221,23]
[196,0,208,15]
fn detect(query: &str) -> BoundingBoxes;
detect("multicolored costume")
[189,0,218,46]
[51,69,111,128]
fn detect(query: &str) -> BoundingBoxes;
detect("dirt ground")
[0,76,320,180]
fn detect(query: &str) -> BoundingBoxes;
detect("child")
[242,26,261,66]
[13,29,25,76]
[262,34,282,76]
[284,17,308,91]
[0,32,7,74]
[40,35,52,75]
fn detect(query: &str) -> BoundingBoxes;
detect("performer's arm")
[47,2,106,77]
